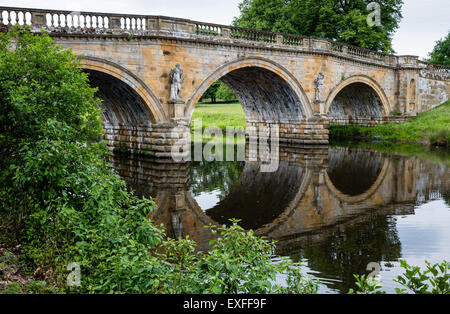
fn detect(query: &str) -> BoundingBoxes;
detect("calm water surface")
[111,142,450,294]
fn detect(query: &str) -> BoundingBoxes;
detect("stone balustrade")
[4,5,450,72]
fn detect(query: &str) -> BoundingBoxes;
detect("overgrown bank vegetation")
[329,101,450,147]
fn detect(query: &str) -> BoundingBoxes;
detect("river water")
[111,142,450,294]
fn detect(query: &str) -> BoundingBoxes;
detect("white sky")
[1,0,448,59]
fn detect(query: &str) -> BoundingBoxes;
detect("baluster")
[79,15,85,28]
[18,11,24,25]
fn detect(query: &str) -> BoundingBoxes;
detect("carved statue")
[169,64,185,101]
[314,72,324,102]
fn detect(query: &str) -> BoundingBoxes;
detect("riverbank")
[329,101,450,147]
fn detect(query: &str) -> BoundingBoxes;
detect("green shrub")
[349,260,450,294]
[428,128,450,147]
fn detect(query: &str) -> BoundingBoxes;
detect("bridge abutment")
[247,120,329,145]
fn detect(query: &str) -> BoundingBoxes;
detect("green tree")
[233,0,403,53]
[201,81,221,103]
[216,81,237,101]
[427,31,450,65]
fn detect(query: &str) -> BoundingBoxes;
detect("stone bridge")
[2,7,450,156]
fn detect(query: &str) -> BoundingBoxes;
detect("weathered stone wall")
[247,120,329,145]
[418,76,450,112]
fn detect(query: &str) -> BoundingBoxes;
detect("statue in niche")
[314,72,324,102]
[169,64,185,102]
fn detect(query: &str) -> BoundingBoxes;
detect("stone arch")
[324,148,390,204]
[187,159,312,233]
[186,57,313,121]
[78,56,167,122]
[325,75,390,120]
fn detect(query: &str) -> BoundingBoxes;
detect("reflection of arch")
[324,159,390,204]
[325,75,390,116]
[185,160,313,235]
[186,57,313,120]
[78,56,167,122]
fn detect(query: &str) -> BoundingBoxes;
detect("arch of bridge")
[324,75,391,116]
[78,56,167,123]
[185,57,313,121]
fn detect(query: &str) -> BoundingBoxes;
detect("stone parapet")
[3,5,442,69]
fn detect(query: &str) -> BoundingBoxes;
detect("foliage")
[1,280,60,294]
[216,82,237,101]
[348,274,385,294]
[156,220,319,294]
[190,159,245,199]
[201,81,237,103]
[394,260,449,294]
[233,0,403,53]
[201,81,221,103]
[427,31,450,65]
[329,100,450,147]
[350,260,450,294]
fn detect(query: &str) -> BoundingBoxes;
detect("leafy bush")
[349,260,450,294]
[155,221,319,294]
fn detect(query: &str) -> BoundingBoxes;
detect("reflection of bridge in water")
[110,145,449,254]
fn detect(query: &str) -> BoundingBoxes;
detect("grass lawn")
[191,102,247,144]
[329,100,450,147]
[191,102,246,131]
